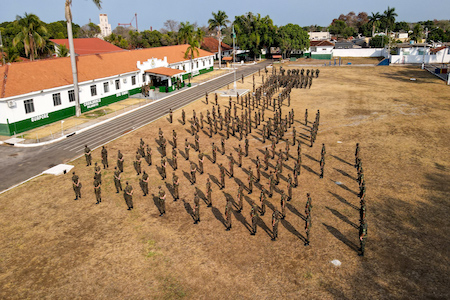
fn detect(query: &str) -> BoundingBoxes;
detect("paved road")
[0,61,271,192]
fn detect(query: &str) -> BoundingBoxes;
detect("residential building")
[201,37,233,60]
[98,14,112,38]
[0,45,214,136]
[308,31,331,41]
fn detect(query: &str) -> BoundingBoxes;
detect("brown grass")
[1,65,449,299]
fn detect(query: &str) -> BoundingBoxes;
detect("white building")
[390,44,450,64]
[0,45,214,136]
[304,40,334,59]
[308,31,331,41]
[98,14,112,38]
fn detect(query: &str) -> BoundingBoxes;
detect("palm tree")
[65,0,102,117]
[368,12,381,37]
[383,6,398,33]
[178,22,194,44]
[208,10,230,69]
[12,13,47,61]
[184,35,200,81]
[195,28,205,45]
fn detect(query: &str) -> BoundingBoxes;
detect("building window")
[196,61,199,68]
[91,85,97,96]
[203,60,205,67]
[183,65,185,71]
[103,82,109,93]
[115,79,120,90]
[132,76,136,85]
[142,74,146,83]
[24,99,35,114]
[52,93,61,106]
[68,89,75,102]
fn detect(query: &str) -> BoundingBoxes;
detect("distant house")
[201,37,233,60]
[334,41,361,49]
[306,40,334,59]
[308,31,331,41]
[50,38,124,56]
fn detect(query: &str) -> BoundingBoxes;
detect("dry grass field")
[0,64,449,299]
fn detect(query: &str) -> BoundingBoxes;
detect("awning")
[144,67,186,77]
[272,55,282,59]
[222,56,233,61]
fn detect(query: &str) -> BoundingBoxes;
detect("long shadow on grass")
[322,223,358,252]
[286,202,306,220]
[329,191,359,210]
[281,219,306,242]
[335,168,356,181]
[331,154,353,167]
[326,206,359,229]
[303,165,319,176]
[304,153,318,162]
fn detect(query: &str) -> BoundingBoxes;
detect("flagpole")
[233,25,236,92]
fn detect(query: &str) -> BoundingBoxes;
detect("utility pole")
[232,25,236,92]
[0,30,5,65]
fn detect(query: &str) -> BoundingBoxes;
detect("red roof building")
[50,38,124,56]
[201,37,232,53]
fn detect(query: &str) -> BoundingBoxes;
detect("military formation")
[72,65,367,256]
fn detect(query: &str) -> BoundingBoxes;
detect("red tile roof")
[310,40,335,47]
[50,38,124,55]
[430,46,448,53]
[201,37,233,53]
[272,55,282,59]
[0,44,214,98]
[144,67,185,76]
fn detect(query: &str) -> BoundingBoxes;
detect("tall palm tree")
[368,12,381,37]
[208,10,230,69]
[65,0,102,117]
[12,13,47,61]
[178,22,194,44]
[184,35,200,80]
[195,28,205,45]
[383,6,398,33]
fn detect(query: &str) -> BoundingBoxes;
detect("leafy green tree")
[233,12,276,59]
[427,27,448,43]
[369,35,388,47]
[276,24,309,58]
[394,21,410,32]
[141,30,163,47]
[78,22,101,38]
[65,0,102,117]
[368,12,381,37]
[381,6,398,32]
[161,31,177,46]
[409,24,424,42]
[184,34,200,76]
[47,21,68,38]
[12,13,47,61]
[328,19,356,38]
[208,10,230,68]
[58,44,69,57]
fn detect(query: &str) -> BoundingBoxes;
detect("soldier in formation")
[158,186,166,216]
[173,172,179,200]
[117,150,124,172]
[114,167,122,193]
[145,145,152,166]
[134,151,142,175]
[84,145,92,166]
[206,178,212,207]
[272,209,280,241]
[94,176,101,204]
[225,198,232,230]
[250,204,258,235]
[101,146,108,169]
[72,172,82,200]
[124,181,134,210]
[193,191,200,224]
[140,170,149,196]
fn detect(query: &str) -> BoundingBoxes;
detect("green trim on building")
[311,53,332,60]
[0,86,142,136]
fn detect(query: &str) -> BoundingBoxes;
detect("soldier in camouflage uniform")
[269,171,275,198]
[101,146,108,169]
[72,172,82,200]
[250,204,259,235]
[255,156,261,182]
[124,181,134,210]
[134,151,142,175]
[84,145,92,166]
[158,186,166,216]
[114,167,122,193]
[206,178,212,207]
[172,172,179,200]
[161,156,167,179]
[198,153,204,174]
[264,148,269,171]
[169,108,173,123]
[93,176,101,204]
[319,156,325,179]
[141,170,149,196]
[355,143,360,168]
[181,109,186,125]
[228,153,234,178]
[237,183,244,212]
[212,142,217,164]
[172,148,178,170]
[225,198,232,230]
[185,138,190,160]
[245,138,249,157]
[259,186,266,216]
[94,162,102,184]
[193,191,200,224]
[238,144,243,167]
[359,218,368,256]
[117,150,124,172]
[287,174,293,201]
[304,109,308,125]
[272,209,280,241]
[190,163,197,185]
[280,190,287,219]
[145,145,152,166]
[219,163,225,189]
[305,193,312,216]
[173,130,177,149]
[248,167,254,194]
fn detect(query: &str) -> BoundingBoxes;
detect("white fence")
[333,48,387,57]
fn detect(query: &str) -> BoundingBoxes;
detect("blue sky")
[1,0,449,30]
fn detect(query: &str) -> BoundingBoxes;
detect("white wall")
[333,48,387,57]
[390,49,450,64]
